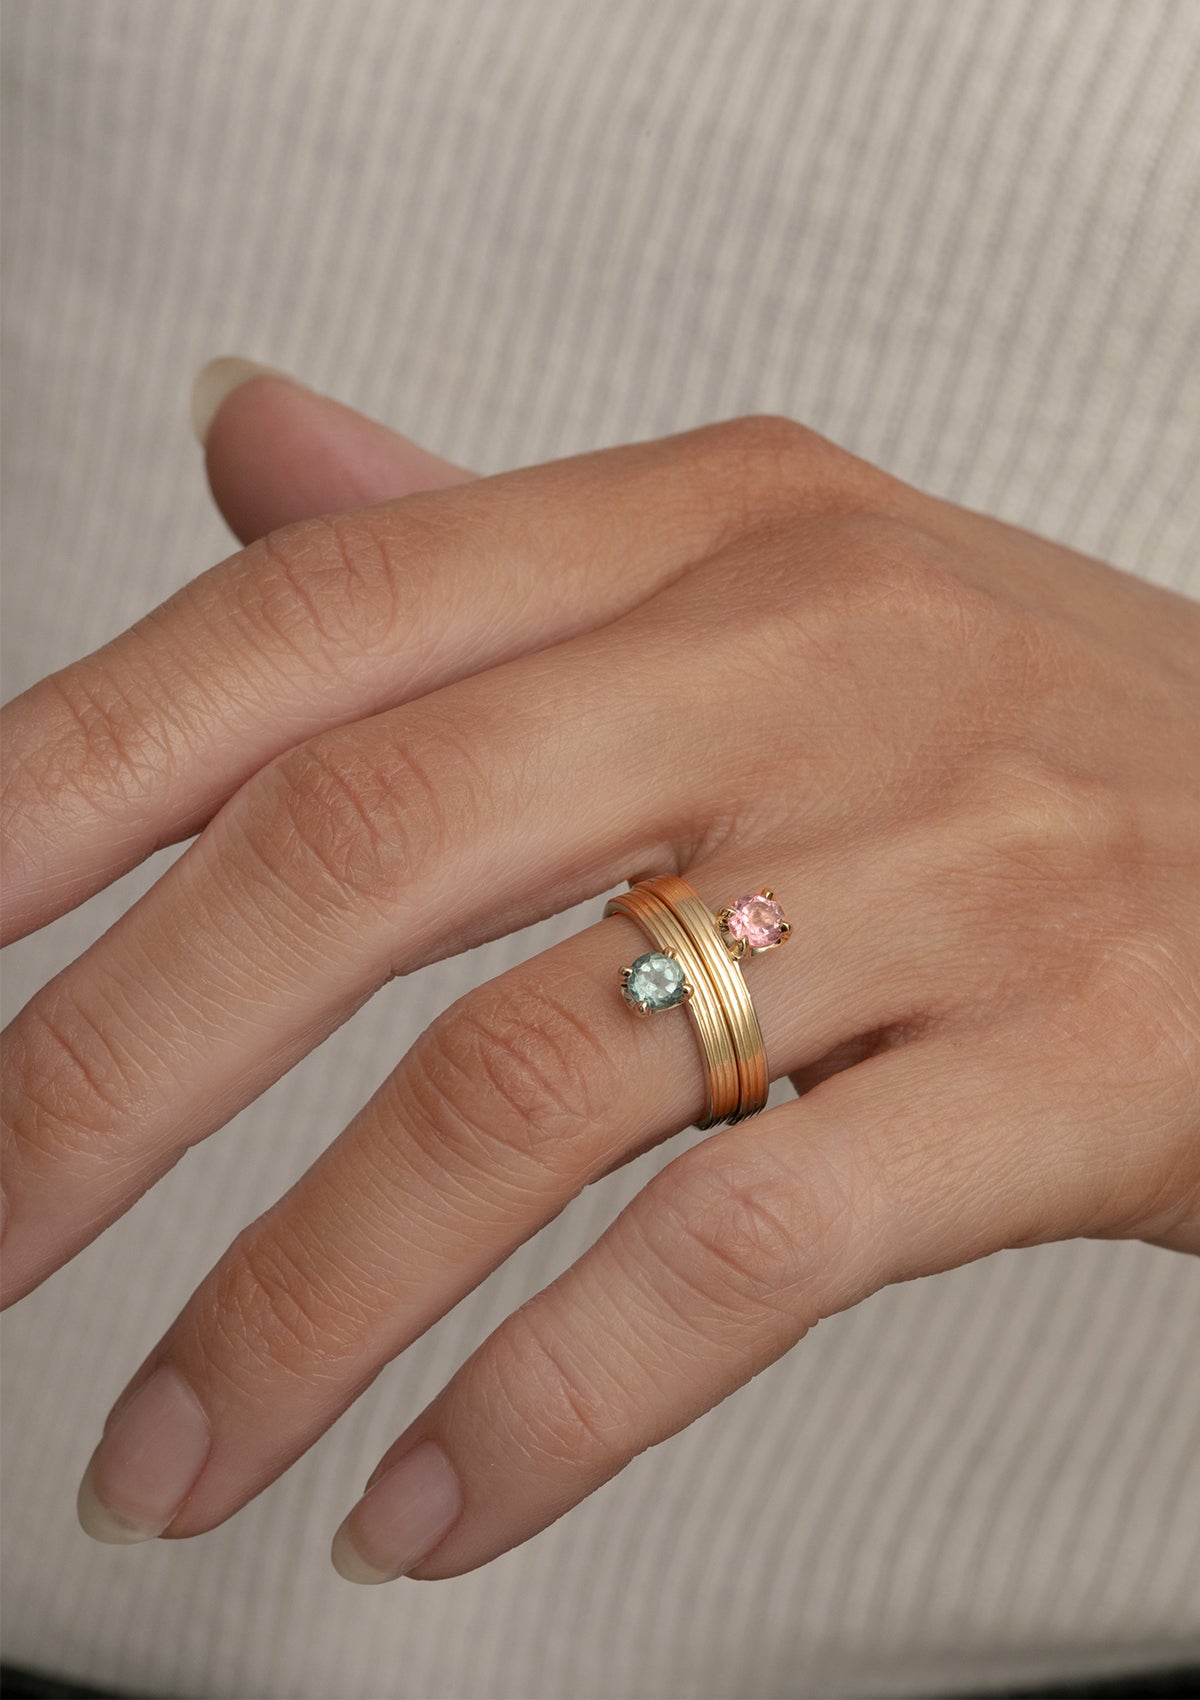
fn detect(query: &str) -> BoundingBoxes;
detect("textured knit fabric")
[2,3,1199,1696]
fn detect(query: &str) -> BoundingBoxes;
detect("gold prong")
[619,965,632,983]
[759,887,775,900]
[634,998,653,1015]
[680,981,695,1000]
[778,919,791,938]
[717,905,734,924]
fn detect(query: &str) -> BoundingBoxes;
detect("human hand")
[3,365,1197,1583]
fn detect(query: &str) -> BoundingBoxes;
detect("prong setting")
[620,950,689,1013]
[720,889,790,954]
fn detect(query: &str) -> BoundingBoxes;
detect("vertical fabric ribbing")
[3,3,1199,1697]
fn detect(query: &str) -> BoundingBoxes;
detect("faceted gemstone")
[725,892,787,949]
[625,951,686,1010]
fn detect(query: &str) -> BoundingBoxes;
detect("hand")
[3,366,1197,1584]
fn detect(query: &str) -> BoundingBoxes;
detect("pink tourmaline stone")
[725,893,786,949]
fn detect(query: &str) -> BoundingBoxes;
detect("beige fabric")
[3,2,1199,1695]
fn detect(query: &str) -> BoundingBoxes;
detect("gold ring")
[603,875,789,1127]
[604,881,740,1127]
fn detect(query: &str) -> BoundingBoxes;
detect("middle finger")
[2,591,744,1305]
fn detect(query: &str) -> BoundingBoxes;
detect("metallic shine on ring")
[603,876,789,1128]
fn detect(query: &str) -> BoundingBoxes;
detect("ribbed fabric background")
[2,2,1199,1696]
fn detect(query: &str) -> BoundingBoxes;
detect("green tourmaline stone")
[626,951,686,1010]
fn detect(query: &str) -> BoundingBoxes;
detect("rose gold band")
[603,882,740,1128]
[603,873,776,1128]
[650,874,770,1118]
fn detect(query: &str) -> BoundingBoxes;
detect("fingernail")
[77,1365,211,1544]
[331,1440,463,1584]
[190,355,296,445]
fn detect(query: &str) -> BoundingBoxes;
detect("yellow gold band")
[603,882,740,1128]
[604,874,783,1128]
[646,874,769,1119]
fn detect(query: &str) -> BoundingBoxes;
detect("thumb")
[190,356,474,543]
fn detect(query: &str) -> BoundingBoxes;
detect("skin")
[2,372,1198,1583]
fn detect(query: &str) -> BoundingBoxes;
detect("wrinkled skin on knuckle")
[478,1300,629,1471]
[232,719,461,921]
[228,497,482,685]
[3,983,153,1171]
[406,973,620,1189]
[633,1145,852,1333]
[197,1218,376,1396]
[3,663,177,843]
[229,513,401,674]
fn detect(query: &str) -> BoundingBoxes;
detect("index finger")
[1,414,837,942]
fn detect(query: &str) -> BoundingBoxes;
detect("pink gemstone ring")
[717,889,791,958]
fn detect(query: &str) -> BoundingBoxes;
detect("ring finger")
[73,844,940,1542]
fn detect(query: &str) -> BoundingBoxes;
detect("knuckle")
[237,513,404,671]
[635,1146,848,1326]
[717,517,1002,722]
[202,1220,371,1388]
[6,667,166,824]
[234,498,472,679]
[696,413,858,526]
[483,1302,622,1467]
[234,718,459,915]
[961,759,1145,911]
[821,515,991,634]
[409,973,616,1184]
[713,411,822,464]
[3,986,143,1164]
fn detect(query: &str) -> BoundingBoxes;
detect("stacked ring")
[603,875,789,1127]
[604,881,740,1128]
